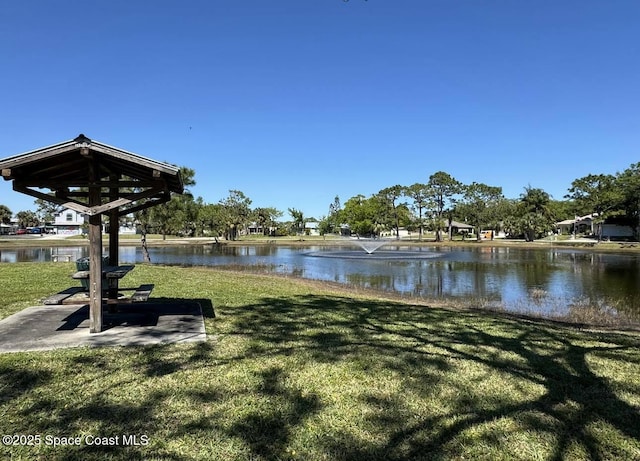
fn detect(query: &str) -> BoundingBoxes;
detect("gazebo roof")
[0,134,183,216]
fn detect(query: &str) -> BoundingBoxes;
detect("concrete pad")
[0,301,207,353]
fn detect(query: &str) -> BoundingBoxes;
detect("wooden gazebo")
[0,134,183,333]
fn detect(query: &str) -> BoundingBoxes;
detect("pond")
[2,243,640,321]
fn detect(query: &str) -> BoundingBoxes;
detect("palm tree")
[520,186,553,241]
[288,208,305,236]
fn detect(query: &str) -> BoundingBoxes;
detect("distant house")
[51,208,139,236]
[556,214,597,235]
[597,217,635,240]
[339,224,351,236]
[556,213,636,240]
[304,221,319,236]
[117,217,137,235]
[449,220,474,235]
[52,208,85,236]
[0,223,17,235]
[383,227,411,239]
[246,222,277,236]
[247,222,263,235]
[1,214,14,234]
[556,219,577,235]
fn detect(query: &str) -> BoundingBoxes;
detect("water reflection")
[0,247,88,263]
[2,244,639,319]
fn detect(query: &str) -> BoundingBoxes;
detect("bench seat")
[131,284,154,303]
[43,287,86,305]
[43,283,154,305]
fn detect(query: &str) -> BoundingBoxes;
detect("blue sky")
[1,0,639,220]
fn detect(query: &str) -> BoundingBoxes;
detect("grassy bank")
[1,263,639,460]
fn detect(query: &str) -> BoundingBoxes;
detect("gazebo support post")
[88,158,103,333]
[88,213,103,333]
[107,174,120,312]
[109,174,120,267]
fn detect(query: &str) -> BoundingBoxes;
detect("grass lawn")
[1,263,639,460]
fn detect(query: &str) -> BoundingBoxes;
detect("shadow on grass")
[1,293,639,460]
[219,294,640,460]
[229,366,322,459]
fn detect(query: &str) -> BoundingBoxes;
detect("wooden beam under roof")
[13,183,91,213]
[14,179,164,189]
[118,193,171,216]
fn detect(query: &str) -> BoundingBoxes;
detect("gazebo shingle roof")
[0,134,183,216]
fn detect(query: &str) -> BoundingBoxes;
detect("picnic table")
[68,265,153,307]
[72,264,135,302]
[73,264,130,310]
[43,262,154,307]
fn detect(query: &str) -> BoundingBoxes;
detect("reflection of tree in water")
[345,272,394,292]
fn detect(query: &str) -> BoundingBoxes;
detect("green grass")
[1,263,639,460]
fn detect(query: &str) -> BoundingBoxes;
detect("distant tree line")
[317,163,640,242]
[1,162,639,241]
[133,168,285,241]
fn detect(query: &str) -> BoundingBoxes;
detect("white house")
[52,208,138,236]
[304,221,320,236]
[556,214,598,236]
[556,213,636,240]
[0,223,17,235]
[52,208,85,236]
[596,217,636,240]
